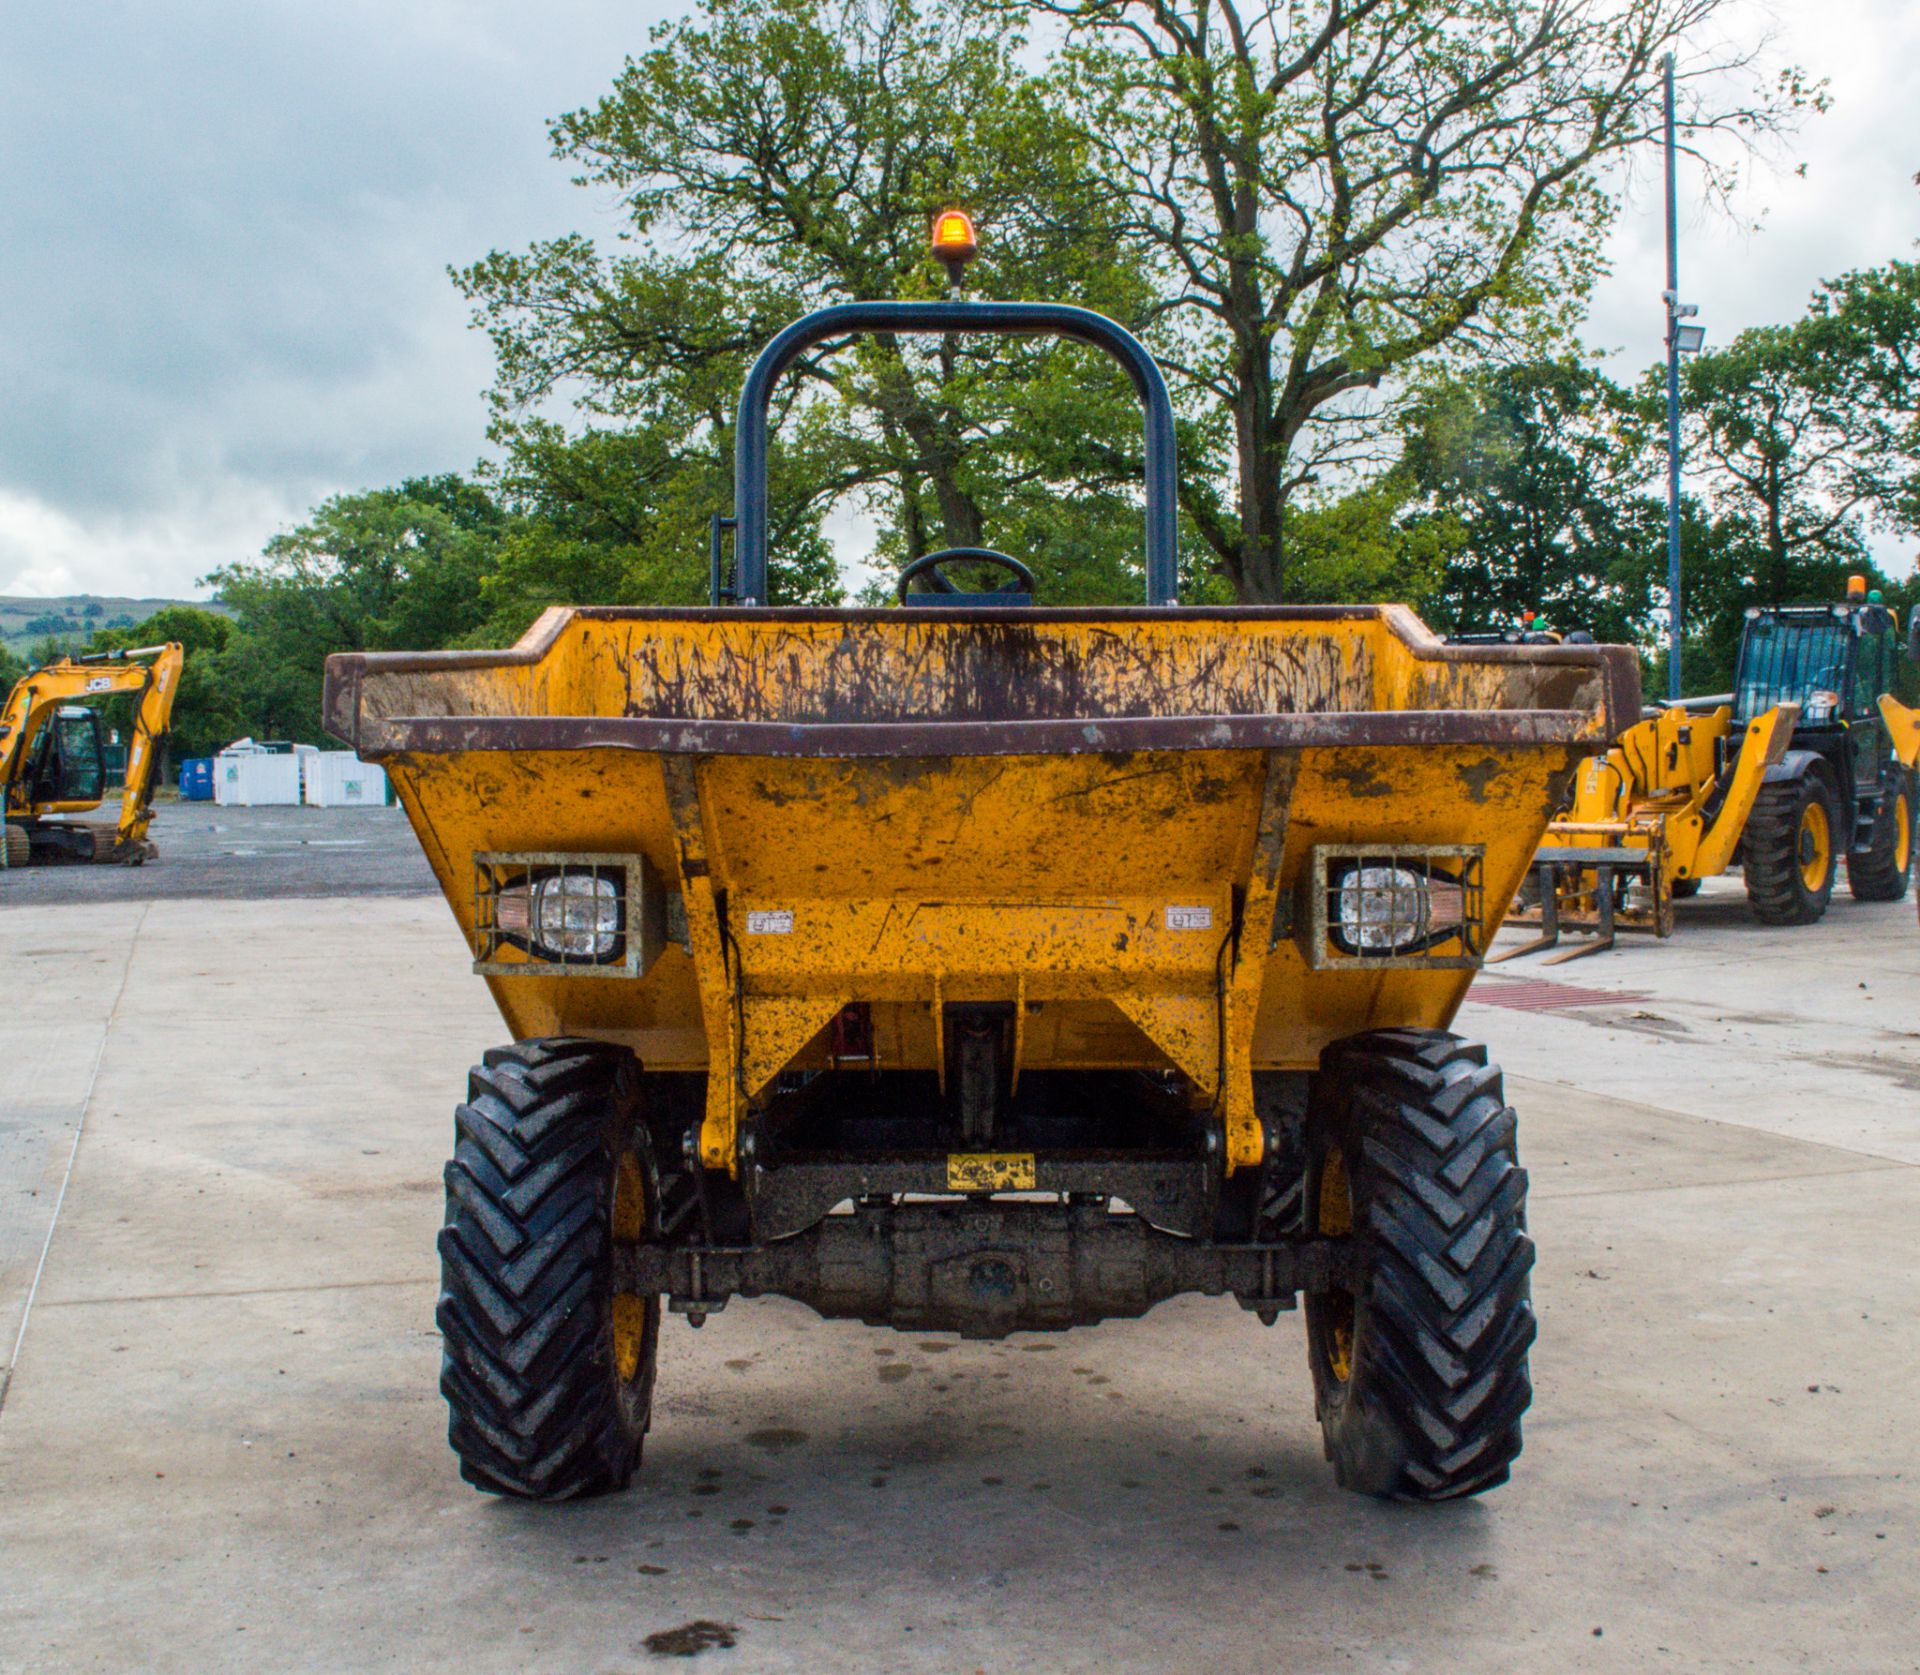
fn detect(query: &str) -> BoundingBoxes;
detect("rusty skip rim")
[337,709,1606,761]
[323,600,1637,671]
[321,603,1642,750]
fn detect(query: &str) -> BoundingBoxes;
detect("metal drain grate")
[1467,978,1647,1012]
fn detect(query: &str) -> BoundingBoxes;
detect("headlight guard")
[1299,844,1486,971]
[470,851,667,978]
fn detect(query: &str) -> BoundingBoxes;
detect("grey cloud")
[3,0,1914,597]
[1,0,670,593]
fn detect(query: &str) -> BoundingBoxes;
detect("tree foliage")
[1676,324,1874,594]
[456,0,1184,609]
[1807,259,1920,532]
[1651,257,1920,687]
[201,476,505,741]
[88,605,241,761]
[1032,0,1815,599]
[1399,358,1667,641]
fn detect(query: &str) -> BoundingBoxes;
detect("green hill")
[0,594,226,657]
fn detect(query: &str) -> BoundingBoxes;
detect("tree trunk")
[875,340,985,552]
[1231,340,1286,601]
[1763,457,1786,599]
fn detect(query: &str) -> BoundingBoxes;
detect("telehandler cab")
[326,223,1639,1506]
[1,642,183,869]
[1731,589,1914,917]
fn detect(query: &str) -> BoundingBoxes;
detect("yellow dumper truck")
[325,273,1638,1505]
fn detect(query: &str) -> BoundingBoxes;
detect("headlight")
[1304,845,1484,968]
[471,852,667,979]
[1330,863,1465,955]
[492,867,625,964]
[532,873,622,960]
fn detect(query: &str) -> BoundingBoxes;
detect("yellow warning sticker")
[946,1152,1037,1192]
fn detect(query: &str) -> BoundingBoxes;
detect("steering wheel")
[896,547,1036,603]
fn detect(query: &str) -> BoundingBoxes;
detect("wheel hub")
[1798,801,1830,891]
[1316,1146,1356,1384]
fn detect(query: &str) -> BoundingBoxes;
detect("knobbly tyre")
[323,218,1639,1506]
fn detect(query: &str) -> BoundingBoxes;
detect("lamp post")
[1662,52,1706,701]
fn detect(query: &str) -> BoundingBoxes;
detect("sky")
[2,0,1916,602]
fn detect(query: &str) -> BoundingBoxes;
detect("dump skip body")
[326,601,1632,1174]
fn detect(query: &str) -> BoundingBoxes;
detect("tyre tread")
[1743,778,1837,925]
[436,1038,649,1500]
[1847,783,1912,902]
[1314,1029,1535,1502]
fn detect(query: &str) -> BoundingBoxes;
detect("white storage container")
[213,752,303,806]
[302,751,390,808]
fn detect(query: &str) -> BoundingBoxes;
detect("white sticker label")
[1166,905,1213,930]
[85,676,113,692]
[746,909,795,935]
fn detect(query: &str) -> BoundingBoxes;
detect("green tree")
[89,605,241,761]
[1805,259,1920,532]
[1276,472,1460,614]
[1400,359,1667,642]
[456,0,1183,609]
[474,418,837,641]
[1033,0,1816,599]
[1675,323,1878,603]
[205,476,506,741]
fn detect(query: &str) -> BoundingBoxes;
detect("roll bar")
[731,300,1180,607]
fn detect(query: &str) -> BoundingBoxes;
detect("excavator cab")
[23,707,108,808]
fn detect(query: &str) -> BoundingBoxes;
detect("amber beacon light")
[931,209,978,285]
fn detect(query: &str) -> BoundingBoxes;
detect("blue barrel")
[178,757,215,801]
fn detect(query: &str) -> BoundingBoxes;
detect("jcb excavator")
[1,642,184,869]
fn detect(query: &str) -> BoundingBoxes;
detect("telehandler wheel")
[1304,1030,1535,1501]
[1743,775,1839,925]
[1848,784,1912,902]
[436,1038,660,1500]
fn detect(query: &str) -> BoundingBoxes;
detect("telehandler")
[1501,587,1915,959]
[326,220,1638,1505]
[1,642,183,869]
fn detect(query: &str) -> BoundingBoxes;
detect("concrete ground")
[3,823,1918,1673]
[3,801,433,905]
